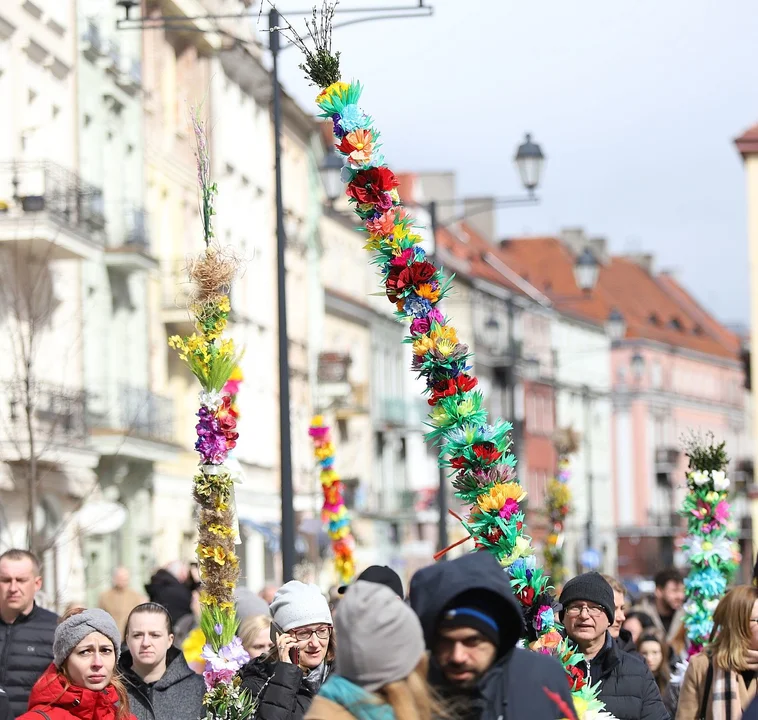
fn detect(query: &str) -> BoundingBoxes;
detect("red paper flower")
[473,442,503,465]
[346,167,399,205]
[457,374,478,392]
[485,527,504,544]
[450,456,467,470]
[397,262,437,291]
[518,586,536,606]
[567,666,586,692]
[429,378,458,405]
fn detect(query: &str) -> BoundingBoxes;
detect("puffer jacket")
[409,551,577,720]
[0,686,9,720]
[585,634,670,720]
[239,656,332,720]
[119,647,205,720]
[15,664,135,720]
[0,603,57,718]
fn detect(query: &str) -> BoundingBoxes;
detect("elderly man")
[560,572,668,720]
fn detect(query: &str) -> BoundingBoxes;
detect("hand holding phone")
[273,630,300,666]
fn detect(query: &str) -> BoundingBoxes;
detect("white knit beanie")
[269,581,332,632]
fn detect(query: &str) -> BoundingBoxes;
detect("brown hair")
[709,585,758,672]
[0,548,41,574]
[125,602,173,636]
[638,633,671,696]
[53,608,131,720]
[377,655,448,720]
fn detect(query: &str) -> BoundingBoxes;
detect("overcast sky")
[271,0,758,326]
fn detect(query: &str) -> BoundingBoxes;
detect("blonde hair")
[238,614,271,651]
[709,585,758,672]
[601,574,626,597]
[376,656,448,720]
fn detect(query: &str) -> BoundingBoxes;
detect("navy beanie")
[438,590,501,647]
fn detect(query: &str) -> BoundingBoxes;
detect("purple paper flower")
[201,638,251,691]
[428,307,444,324]
[332,113,345,138]
[195,406,228,464]
[410,317,431,335]
[376,192,393,211]
[214,623,223,635]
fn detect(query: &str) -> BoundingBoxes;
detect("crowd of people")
[2,547,758,720]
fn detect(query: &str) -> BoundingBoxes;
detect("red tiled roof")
[497,237,740,360]
[735,123,758,157]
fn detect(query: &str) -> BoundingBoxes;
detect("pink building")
[499,236,750,578]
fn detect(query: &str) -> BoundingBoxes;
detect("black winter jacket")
[586,634,669,720]
[119,647,205,720]
[239,657,331,720]
[0,686,9,720]
[409,551,577,720]
[144,571,193,624]
[0,604,57,718]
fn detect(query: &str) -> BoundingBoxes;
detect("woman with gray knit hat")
[305,581,443,720]
[16,607,135,720]
[240,580,334,720]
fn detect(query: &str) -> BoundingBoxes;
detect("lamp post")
[117,0,433,583]
[574,248,600,293]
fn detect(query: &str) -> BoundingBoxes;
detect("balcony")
[81,19,103,61]
[87,384,177,460]
[0,161,105,261]
[1,382,89,459]
[162,257,196,333]
[377,396,430,429]
[105,206,157,272]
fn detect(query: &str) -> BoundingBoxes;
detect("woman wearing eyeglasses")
[677,585,758,720]
[240,581,334,720]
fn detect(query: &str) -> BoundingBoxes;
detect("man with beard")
[632,568,685,644]
[409,552,576,720]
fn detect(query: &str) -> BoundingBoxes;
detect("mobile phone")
[270,622,300,665]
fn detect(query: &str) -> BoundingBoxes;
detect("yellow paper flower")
[573,696,588,719]
[416,283,440,302]
[413,335,435,356]
[316,81,350,104]
[315,443,335,461]
[435,338,456,356]
[431,325,458,343]
[212,546,227,565]
[182,628,206,664]
[477,482,526,513]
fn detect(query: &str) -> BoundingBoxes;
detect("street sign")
[581,548,601,570]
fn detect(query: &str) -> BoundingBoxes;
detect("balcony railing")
[377,397,429,428]
[124,205,149,250]
[3,381,88,444]
[0,161,106,241]
[87,384,174,444]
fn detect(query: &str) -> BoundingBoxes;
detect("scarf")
[711,650,758,720]
[319,676,395,720]
[302,661,331,696]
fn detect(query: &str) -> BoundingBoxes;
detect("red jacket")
[16,665,135,720]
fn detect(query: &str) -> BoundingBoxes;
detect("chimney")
[415,172,457,226]
[462,196,496,243]
[625,253,655,274]
[560,227,588,255]
[588,236,609,263]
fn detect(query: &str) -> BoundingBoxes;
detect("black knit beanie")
[559,572,615,624]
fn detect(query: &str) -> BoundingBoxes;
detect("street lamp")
[605,308,626,343]
[319,152,344,205]
[573,248,600,293]
[514,133,545,195]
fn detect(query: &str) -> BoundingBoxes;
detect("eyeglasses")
[565,604,605,618]
[290,626,331,642]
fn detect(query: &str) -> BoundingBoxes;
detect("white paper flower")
[690,470,710,486]
[199,389,224,411]
[711,470,730,491]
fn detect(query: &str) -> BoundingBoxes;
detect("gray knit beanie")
[270,581,332,632]
[335,581,425,692]
[53,608,122,667]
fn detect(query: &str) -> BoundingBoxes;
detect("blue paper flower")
[403,294,432,318]
[340,104,369,133]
